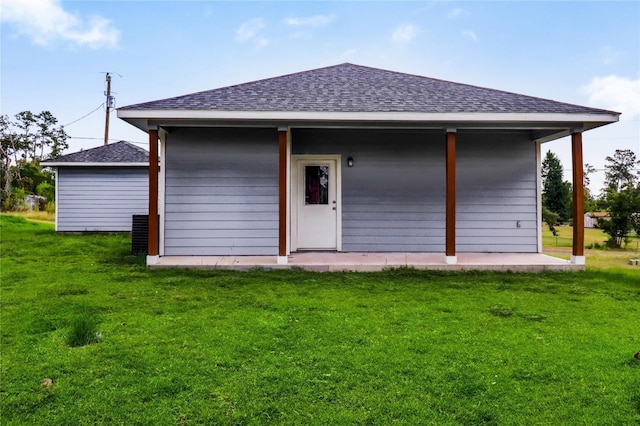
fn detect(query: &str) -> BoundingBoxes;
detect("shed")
[585,212,610,228]
[42,141,149,232]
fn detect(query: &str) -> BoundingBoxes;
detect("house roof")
[121,63,614,115]
[587,212,610,218]
[118,63,619,142]
[41,141,149,167]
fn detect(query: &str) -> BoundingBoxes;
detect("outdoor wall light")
[347,156,354,167]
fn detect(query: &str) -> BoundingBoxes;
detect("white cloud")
[235,18,268,48]
[583,75,640,119]
[392,24,419,43]
[0,0,119,49]
[235,18,266,41]
[284,15,335,27]
[462,29,477,42]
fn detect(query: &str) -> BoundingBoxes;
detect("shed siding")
[456,132,538,252]
[163,128,278,256]
[57,167,148,232]
[293,129,445,252]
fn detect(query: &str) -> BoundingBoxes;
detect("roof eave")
[117,109,620,138]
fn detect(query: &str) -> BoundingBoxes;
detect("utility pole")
[103,73,112,145]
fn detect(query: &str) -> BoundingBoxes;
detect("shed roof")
[41,141,149,167]
[120,63,615,115]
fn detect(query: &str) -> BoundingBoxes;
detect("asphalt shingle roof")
[45,141,148,163]
[120,63,616,115]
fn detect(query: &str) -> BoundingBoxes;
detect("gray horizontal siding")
[457,220,536,229]
[294,129,537,253]
[159,127,537,255]
[56,167,148,232]
[293,129,445,252]
[165,203,278,213]
[456,132,537,253]
[165,212,276,221]
[166,220,277,230]
[163,128,278,256]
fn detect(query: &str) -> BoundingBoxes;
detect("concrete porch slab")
[150,252,583,272]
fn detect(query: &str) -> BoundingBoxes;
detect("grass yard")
[2,210,55,223]
[542,224,640,252]
[1,215,639,424]
[541,225,640,272]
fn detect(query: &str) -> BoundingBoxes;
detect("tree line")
[542,149,640,248]
[0,111,68,211]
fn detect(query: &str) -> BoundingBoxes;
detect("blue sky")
[2,0,638,192]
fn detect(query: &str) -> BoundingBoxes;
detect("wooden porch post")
[148,128,159,260]
[571,131,585,264]
[445,130,457,264]
[277,128,288,264]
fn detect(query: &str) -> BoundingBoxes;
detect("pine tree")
[541,150,570,222]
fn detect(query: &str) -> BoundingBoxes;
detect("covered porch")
[149,252,581,272]
[116,64,620,271]
[143,127,590,269]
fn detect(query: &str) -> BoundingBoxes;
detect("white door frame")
[290,155,342,251]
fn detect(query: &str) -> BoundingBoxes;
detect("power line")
[63,103,104,127]
[69,136,146,144]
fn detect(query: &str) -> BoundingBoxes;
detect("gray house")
[42,141,149,232]
[117,63,619,267]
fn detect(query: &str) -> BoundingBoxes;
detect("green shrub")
[1,187,27,211]
[45,201,55,214]
[586,241,604,250]
[36,181,55,202]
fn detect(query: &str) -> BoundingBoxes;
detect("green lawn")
[542,224,640,252]
[541,225,640,272]
[1,215,639,424]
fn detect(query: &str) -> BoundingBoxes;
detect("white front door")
[293,157,340,250]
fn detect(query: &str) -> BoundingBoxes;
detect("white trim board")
[158,131,167,256]
[118,109,619,125]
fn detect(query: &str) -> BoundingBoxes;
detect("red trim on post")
[572,132,584,257]
[148,129,159,256]
[278,129,287,257]
[446,132,456,257]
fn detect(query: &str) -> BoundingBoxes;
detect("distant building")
[41,141,149,232]
[585,212,610,228]
[24,194,46,211]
